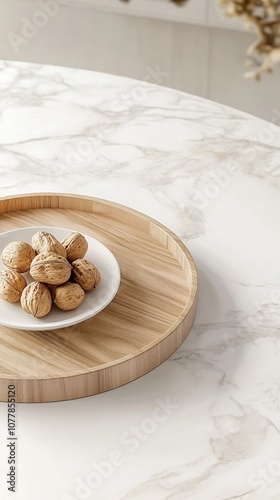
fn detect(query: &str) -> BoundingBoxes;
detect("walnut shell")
[30,252,72,285]
[32,231,67,258]
[1,241,36,273]
[61,232,88,262]
[71,259,101,291]
[21,282,52,318]
[53,282,85,311]
[0,269,27,303]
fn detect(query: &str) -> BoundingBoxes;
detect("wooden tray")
[0,194,197,403]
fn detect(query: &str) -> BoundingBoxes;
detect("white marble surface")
[0,60,280,500]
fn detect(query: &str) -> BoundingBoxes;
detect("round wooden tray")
[0,194,197,403]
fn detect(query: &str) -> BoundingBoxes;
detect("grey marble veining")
[0,60,280,500]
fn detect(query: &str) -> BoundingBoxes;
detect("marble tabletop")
[0,60,280,500]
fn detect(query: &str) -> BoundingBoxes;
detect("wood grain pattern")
[0,194,197,402]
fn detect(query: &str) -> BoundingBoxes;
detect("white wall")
[0,0,279,122]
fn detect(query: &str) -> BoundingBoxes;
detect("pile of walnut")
[0,231,101,318]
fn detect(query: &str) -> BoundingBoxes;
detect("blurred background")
[0,0,279,121]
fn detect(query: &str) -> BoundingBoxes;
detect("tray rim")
[0,193,198,397]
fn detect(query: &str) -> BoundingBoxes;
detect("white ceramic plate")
[0,226,121,331]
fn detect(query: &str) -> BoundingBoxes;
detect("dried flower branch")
[219,0,280,78]
[120,0,279,78]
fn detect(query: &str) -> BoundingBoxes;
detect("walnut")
[1,241,36,273]
[71,259,101,291]
[0,269,27,303]
[53,282,85,311]
[30,252,71,285]
[21,281,52,318]
[32,231,67,258]
[61,232,88,262]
